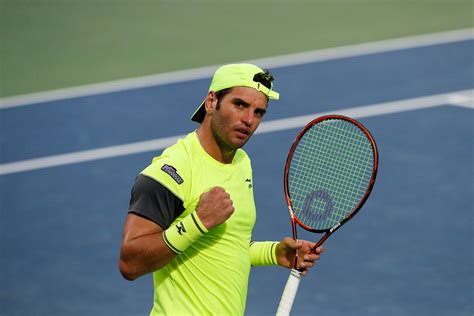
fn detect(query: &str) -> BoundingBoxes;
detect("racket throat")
[310,231,332,254]
[330,222,341,233]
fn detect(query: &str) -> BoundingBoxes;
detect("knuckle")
[212,186,223,193]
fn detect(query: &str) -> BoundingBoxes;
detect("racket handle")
[276,269,302,316]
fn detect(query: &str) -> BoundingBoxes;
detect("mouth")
[235,127,251,139]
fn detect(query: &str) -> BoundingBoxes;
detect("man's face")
[210,86,268,151]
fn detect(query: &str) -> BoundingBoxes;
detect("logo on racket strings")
[300,189,334,222]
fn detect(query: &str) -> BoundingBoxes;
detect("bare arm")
[119,213,176,281]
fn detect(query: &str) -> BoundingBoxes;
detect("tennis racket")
[276,115,378,316]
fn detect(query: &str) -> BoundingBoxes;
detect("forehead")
[223,86,268,108]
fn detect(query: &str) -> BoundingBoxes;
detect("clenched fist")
[195,187,234,229]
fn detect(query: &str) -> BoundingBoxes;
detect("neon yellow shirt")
[141,131,257,315]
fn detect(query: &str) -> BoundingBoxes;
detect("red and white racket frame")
[276,115,378,316]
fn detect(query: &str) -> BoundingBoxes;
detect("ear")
[204,91,218,114]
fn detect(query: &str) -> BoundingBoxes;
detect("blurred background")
[1,0,472,97]
[1,1,473,315]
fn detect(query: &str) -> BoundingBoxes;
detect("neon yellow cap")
[191,63,280,122]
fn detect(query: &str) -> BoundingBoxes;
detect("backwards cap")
[190,63,280,123]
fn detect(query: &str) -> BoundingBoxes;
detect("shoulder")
[235,148,252,169]
[141,133,197,198]
[143,132,198,174]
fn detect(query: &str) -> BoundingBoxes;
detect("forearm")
[119,231,176,280]
[119,211,208,280]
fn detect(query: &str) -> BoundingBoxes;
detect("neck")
[196,123,236,164]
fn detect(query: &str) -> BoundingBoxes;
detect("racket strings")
[294,124,371,213]
[288,119,374,230]
[294,125,372,207]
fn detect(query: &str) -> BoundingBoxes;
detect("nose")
[241,109,253,126]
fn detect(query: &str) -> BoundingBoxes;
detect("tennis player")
[119,63,324,315]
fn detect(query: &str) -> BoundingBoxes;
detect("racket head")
[284,115,378,233]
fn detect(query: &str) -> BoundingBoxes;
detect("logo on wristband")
[176,222,186,235]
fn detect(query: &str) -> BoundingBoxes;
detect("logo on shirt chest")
[245,178,252,189]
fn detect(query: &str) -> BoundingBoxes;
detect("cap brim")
[190,99,206,123]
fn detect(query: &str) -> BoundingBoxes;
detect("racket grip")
[276,269,302,316]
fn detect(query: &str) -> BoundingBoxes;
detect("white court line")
[1,89,472,176]
[0,28,472,109]
[255,90,474,134]
[447,90,474,109]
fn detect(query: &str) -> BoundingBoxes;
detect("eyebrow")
[231,97,249,106]
[232,97,267,116]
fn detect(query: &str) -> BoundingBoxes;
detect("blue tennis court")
[1,37,473,315]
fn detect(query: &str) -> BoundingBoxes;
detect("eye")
[255,109,266,118]
[233,99,248,109]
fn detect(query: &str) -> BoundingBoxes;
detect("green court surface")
[1,0,473,97]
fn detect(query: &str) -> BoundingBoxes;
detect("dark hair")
[215,89,232,108]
